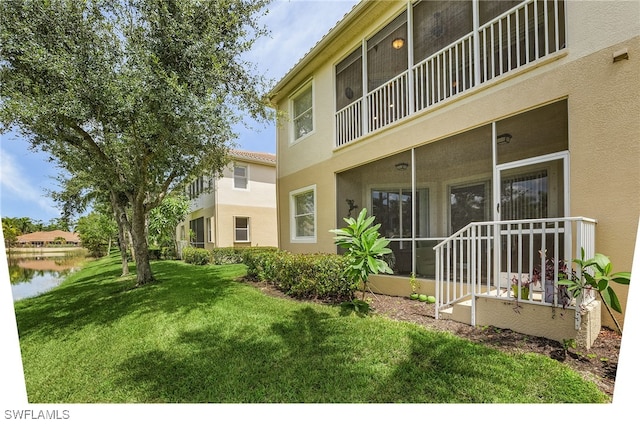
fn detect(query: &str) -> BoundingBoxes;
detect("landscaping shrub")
[182,247,211,265]
[211,246,278,265]
[211,247,244,265]
[243,248,283,283]
[243,248,357,301]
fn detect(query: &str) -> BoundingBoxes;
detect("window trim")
[289,79,315,145]
[234,216,250,243]
[290,184,317,243]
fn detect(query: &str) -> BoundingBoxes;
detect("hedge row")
[181,247,211,265]
[182,246,278,265]
[243,249,357,301]
[181,246,356,302]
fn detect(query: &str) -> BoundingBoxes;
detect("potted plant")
[532,252,571,306]
[409,272,420,300]
[510,275,531,300]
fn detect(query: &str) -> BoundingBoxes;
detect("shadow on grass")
[112,304,534,403]
[14,254,243,341]
[115,306,353,402]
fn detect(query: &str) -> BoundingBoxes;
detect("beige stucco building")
[270,0,639,346]
[177,149,277,251]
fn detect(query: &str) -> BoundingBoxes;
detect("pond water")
[6,249,88,302]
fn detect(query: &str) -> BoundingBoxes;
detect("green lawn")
[13,253,609,403]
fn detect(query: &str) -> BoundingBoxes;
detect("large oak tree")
[1,0,273,285]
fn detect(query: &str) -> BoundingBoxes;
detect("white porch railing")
[335,0,566,147]
[433,217,597,330]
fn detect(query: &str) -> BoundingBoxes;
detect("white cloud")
[0,147,59,217]
[249,0,359,81]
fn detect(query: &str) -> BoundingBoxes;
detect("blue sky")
[0,0,359,225]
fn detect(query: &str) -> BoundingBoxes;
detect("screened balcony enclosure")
[335,0,566,147]
[336,100,569,280]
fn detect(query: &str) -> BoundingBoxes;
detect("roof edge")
[268,0,373,101]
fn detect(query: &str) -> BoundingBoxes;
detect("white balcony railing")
[413,32,475,111]
[433,217,597,330]
[335,0,566,147]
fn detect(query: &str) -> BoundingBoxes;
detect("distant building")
[16,230,81,247]
[176,149,278,252]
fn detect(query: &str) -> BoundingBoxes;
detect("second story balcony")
[335,0,566,147]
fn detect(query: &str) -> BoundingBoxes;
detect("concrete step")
[439,299,472,325]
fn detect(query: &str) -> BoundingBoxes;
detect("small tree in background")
[330,208,393,304]
[76,212,117,257]
[148,194,190,258]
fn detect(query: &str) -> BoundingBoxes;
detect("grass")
[13,252,609,403]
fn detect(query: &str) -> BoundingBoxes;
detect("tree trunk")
[110,191,130,276]
[130,196,154,285]
[127,229,135,260]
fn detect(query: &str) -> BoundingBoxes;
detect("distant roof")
[16,230,80,244]
[230,149,276,165]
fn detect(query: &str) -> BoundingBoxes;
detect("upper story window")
[233,164,248,189]
[291,82,313,142]
[290,185,316,242]
[188,175,206,199]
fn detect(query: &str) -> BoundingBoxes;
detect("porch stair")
[439,298,472,325]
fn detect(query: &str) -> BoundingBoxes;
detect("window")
[233,165,248,189]
[371,188,429,239]
[449,182,490,234]
[188,175,206,199]
[501,169,550,221]
[206,216,213,243]
[189,217,205,248]
[292,83,313,141]
[234,217,250,242]
[290,185,316,242]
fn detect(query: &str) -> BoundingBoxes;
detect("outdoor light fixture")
[613,48,629,62]
[497,133,512,145]
[395,162,409,171]
[392,37,405,49]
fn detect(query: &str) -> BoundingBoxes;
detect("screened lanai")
[335,99,568,279]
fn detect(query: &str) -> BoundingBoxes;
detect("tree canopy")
[0,0,274,285]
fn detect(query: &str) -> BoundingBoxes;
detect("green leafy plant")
[330,208,393,300]
[340,299,372,316]
[558,249,631,315]
[182,247,211,265]
[409,272,420,299]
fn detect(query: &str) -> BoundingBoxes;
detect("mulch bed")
[241,279,622,399]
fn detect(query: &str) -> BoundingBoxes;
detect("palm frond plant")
[330,208,393,303]
[558,248,631,332]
